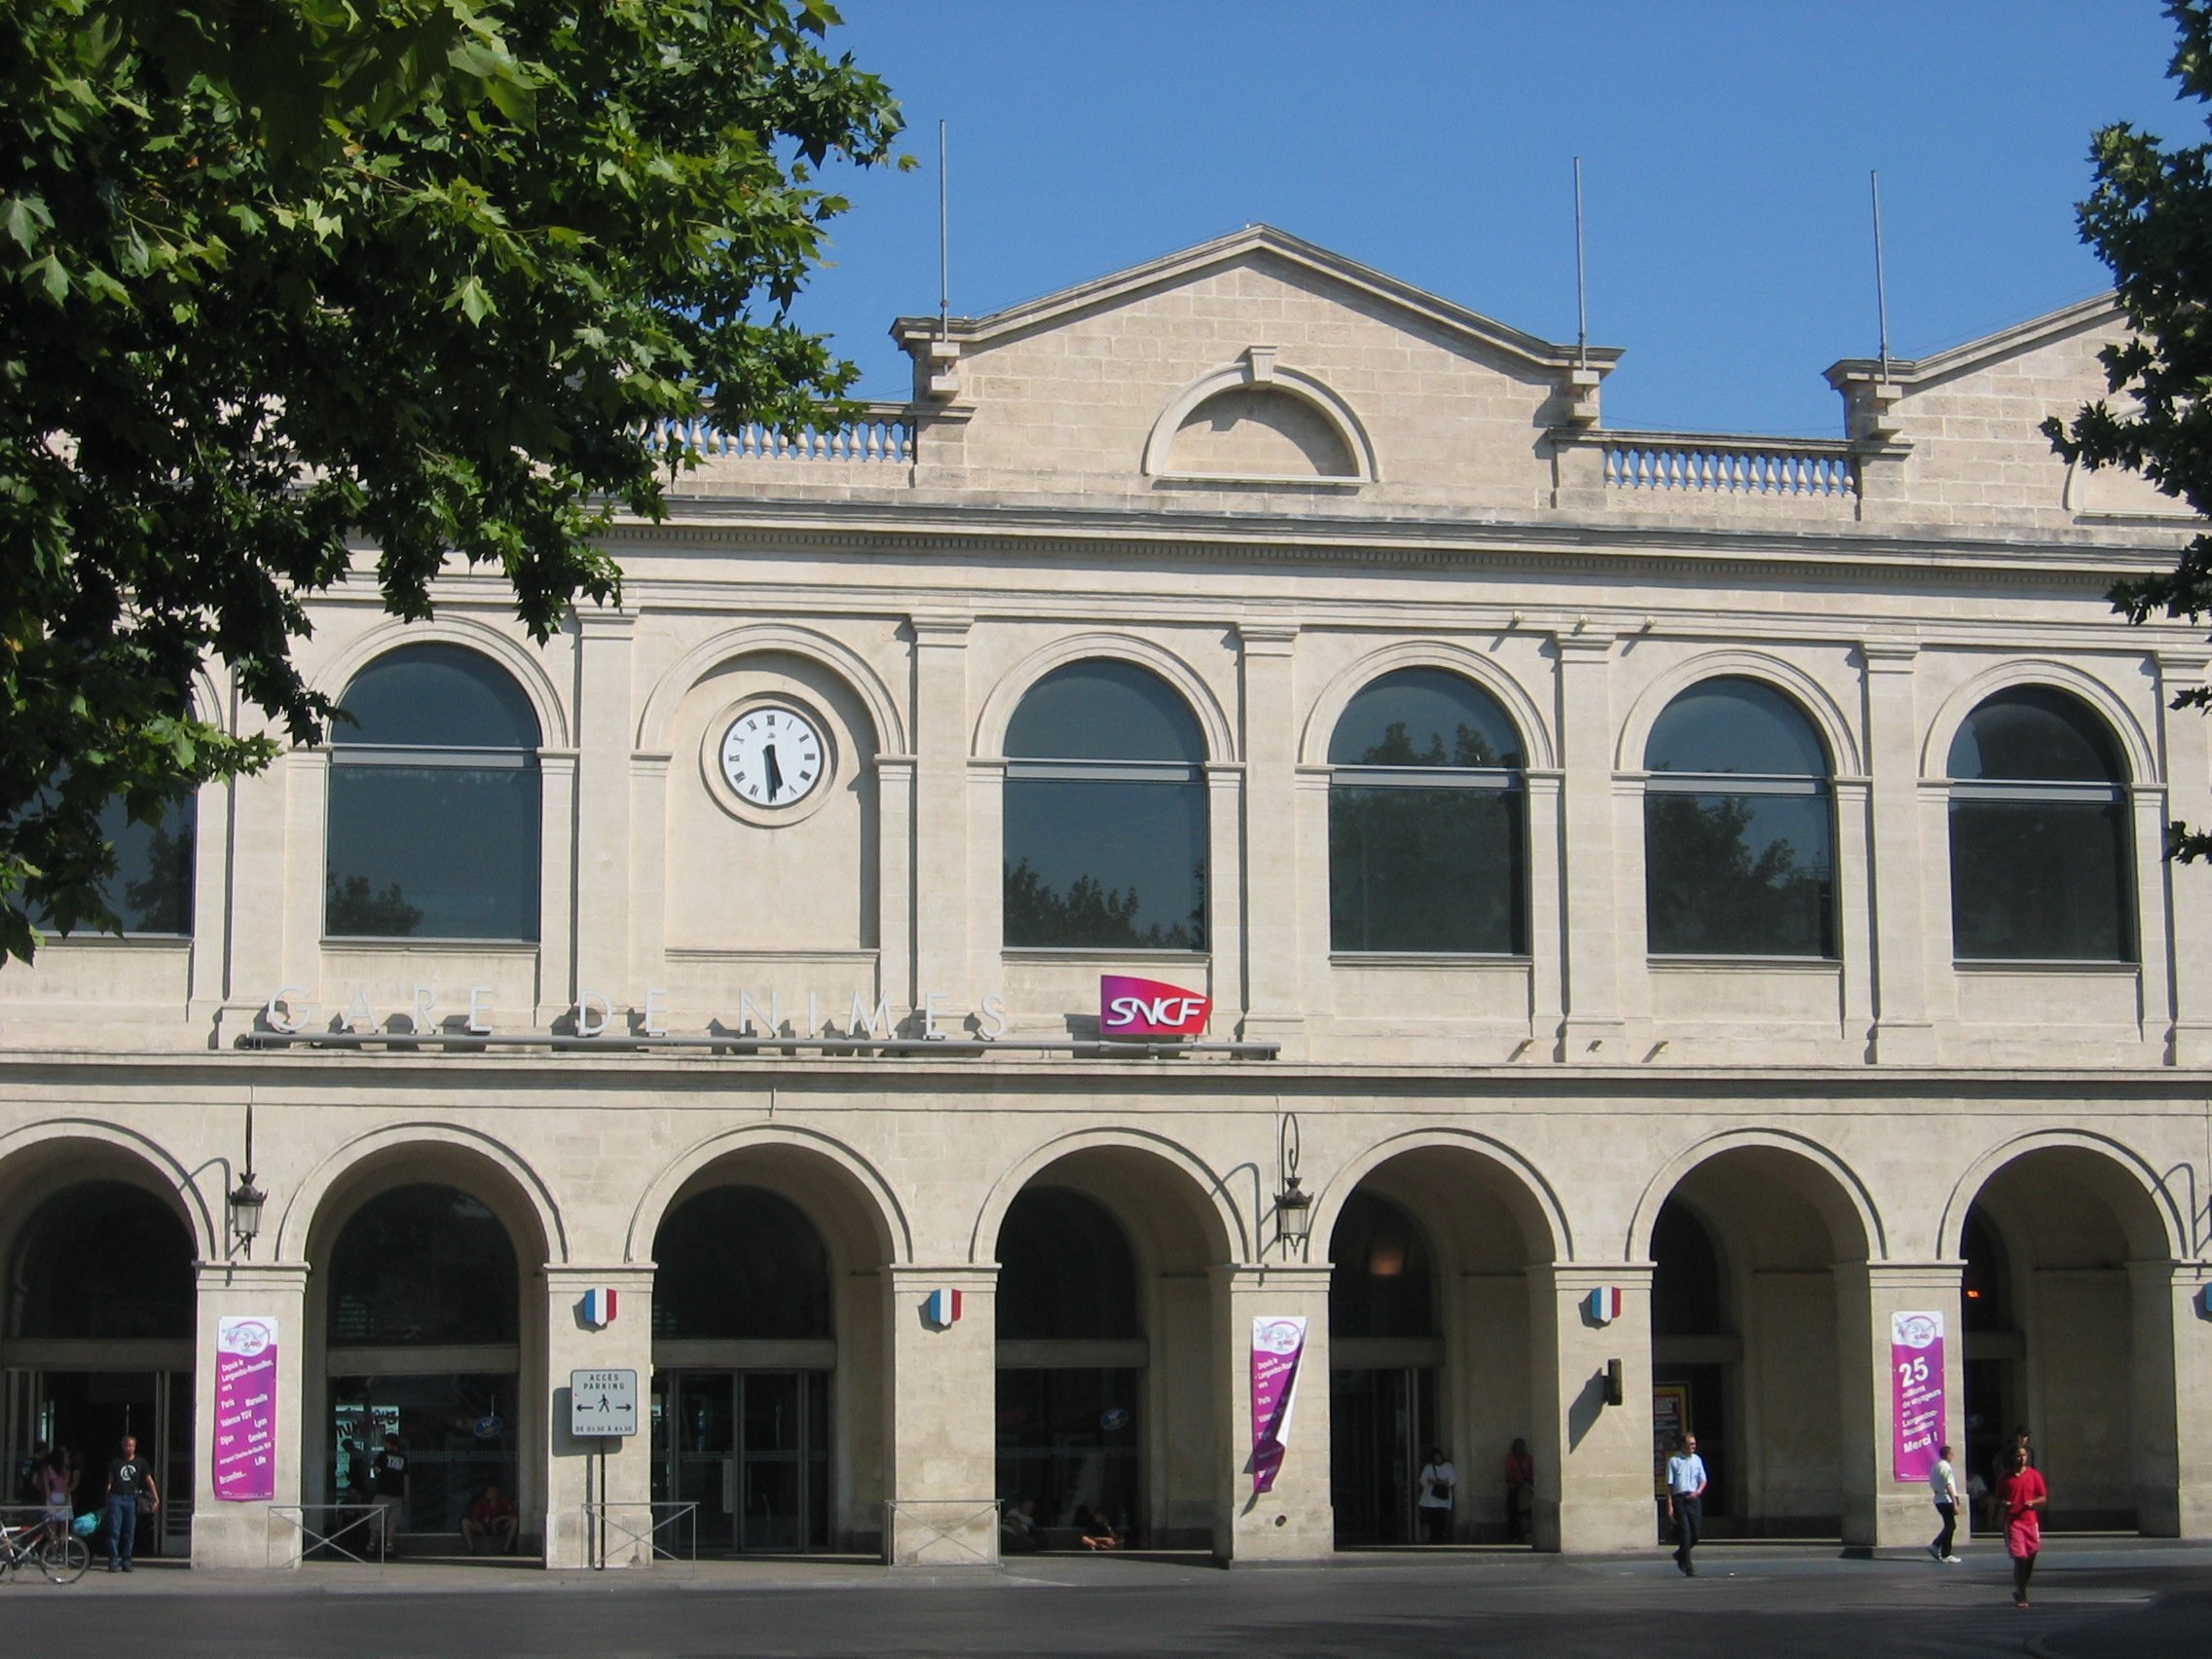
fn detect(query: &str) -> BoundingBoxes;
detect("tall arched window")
[1947,687,2133,962]
[325,644,542,940]
[651,1187,831,1340]
[1326,1191,1436,1341]
[1328,668,1526,953]
[1643,677,1835,958]
[327,1185,520,1348]
[1002,660,1207,950]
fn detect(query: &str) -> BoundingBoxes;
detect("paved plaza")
[5,1541,2209,1658]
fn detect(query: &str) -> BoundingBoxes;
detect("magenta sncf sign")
[1099,975,1210,1038]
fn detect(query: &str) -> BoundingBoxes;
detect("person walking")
[102,1434,158,1572]
[1416,1447,1456,1544]
[1928,1443,1963,1562]
[1998,1444,2047,1607]
[370,1433,409,1555]
[1503,1438,1534,1545]
[1664,1432,1708,1576]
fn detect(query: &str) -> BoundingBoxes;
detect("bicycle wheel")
[40,1532,88,1584]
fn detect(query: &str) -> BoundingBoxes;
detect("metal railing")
[648,405,915,465]
[270,1503,388,1566]
[1603,433,1858,498]
[883,1497,1002,1568]
[581,1501,696,1568]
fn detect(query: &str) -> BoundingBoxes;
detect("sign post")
[570,1369,639,1568]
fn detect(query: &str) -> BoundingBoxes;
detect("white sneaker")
[1942,1555,1963,1564]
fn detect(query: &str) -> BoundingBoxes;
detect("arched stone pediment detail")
[310,616,571,750]
[636,622,907,757]
[1143,350,1377,484]
[1614,649,1863,777]
[973,632,1235,762]
[1300,642,1557,770]
[1918,657,2156,785]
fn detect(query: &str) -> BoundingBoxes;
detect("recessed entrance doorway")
[652,1370,830,1553]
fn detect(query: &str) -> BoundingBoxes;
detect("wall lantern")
[229,1101,267,1251]
[1274,1113,1311,1252]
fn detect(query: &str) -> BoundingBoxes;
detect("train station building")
[1,227,2207,1569]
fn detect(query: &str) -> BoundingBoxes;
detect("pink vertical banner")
[1249,1315,1308,1495]
[1891,1310,1944,1483]
[214,1315,279,1501]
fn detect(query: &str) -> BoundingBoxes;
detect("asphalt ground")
[2,1539,2207,1657]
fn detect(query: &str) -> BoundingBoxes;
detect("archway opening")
[644,1141,896,1556]
[303,1155,548,1558]
[1326,1145,1549,1548]
[991,1148,1229,1552]
[1960,1146,2172,1532]
[3,1171,196,1559]
[1646,1146,1868,1539]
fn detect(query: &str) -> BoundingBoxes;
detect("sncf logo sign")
[1099,975,1211,1038]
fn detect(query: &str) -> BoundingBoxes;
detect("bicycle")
[0,1516,91,1584]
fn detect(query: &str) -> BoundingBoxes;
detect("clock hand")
[763,743,785,800]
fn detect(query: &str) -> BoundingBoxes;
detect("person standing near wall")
[1929,1444,1963,1563]
[370,1433,410,1557]
[101,1435,157,1572]
[1503,1438,1534,1545]
[1416,1448,1456,1544]
[1664,1432,1708,1577]
[1999,1444,2047,1608]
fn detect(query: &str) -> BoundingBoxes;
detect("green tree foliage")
[1002,858,1202,952]
[0,0,903,958]
[2046,0,2212,857]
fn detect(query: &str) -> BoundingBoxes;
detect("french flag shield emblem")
[1583,1286,1621,1326]
[923,1288,963,1328]
[580,1288,618,1327]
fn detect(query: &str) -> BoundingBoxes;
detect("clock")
[719,704,826,808]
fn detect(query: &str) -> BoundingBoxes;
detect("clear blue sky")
[791,1,2188,436]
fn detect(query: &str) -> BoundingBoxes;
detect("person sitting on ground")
[1074,1503,1123,1550]
[998,1496,1041,1555]
[461,1484,519,1555]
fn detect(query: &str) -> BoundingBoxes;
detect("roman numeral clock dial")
[719,705,825,809]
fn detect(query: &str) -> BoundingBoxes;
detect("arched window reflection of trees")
[1328,668,1526,953]
[1643,677,1835,958]
[1002,660,1207,951]
[325,644,542,940]
[327,1185,519,1347]
[1327,1191,1436,1340]
[23,793,196,938]
[9,1182,194,1340]
[1946,687,2133,963]
[651,1187,831,1340]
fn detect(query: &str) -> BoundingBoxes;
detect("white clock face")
[719,705,825,808]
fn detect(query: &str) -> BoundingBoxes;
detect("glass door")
[656,1370,830,1554]
[1329,1366,1433,1545]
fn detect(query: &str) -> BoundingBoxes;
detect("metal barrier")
[580,1501,696,1568]
[882,1498,1002,1568]
[269,1503,387,1566]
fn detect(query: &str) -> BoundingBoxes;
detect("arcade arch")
[0,1139,200,1555]
[645,1140,897,1554]
[300,1145,552,1545]
[1956,1143,2182,1533]
[1642,1142,1873,1539]
[1322,1141,1554,1547]
[990,1144,1232,1552]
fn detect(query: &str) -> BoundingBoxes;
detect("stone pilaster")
[190,1260,311,1569]
[1212,1265,1334,1563]
[541,1266,655,1568]
[1236,621,1305,1051]
[1555,633,1628,1059]
[1528,1262,1653,1553]
[1862,643,1937,1062]
[1832,1260,1962,1547]
[2157,652,2212,1065]
[882,1265,999,1566]
[910,614,973,1015]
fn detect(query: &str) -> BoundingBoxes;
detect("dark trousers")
[1933,1501,1957,1557]
[1419,1504,1452,1544]
[1671,1495,1703,1565]
[104,1495,136,1567]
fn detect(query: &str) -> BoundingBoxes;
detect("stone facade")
[1,227,2207,1570]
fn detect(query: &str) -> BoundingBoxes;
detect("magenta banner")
[214,1315,278,1502]
[1249,1315,1307,1494]
[1891,1310,1944,1483]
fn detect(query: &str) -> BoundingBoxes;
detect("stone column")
[882,1265,999,1566]
[1237,620,1304,1052]
[568,611,636,1014]
[540,1266,655,1568]
[2124,1259,2212,1536]
[1862,643,1936,1062]
[1832,1260,1962,1547]
[191,1260,310,1569]
[1528,1263,1653,1553]
[1555,633,1628,1059]
[910,614,972,1016]
[1212,1265,1334,1562]
[2156,651,2212,1064]
[1524,772,1567,1050]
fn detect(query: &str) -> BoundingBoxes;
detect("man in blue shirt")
[1665,1432,1708,1577]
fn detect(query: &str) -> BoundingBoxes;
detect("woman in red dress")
[1999,1444,2048,1607]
